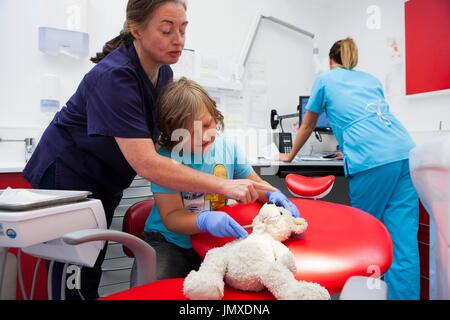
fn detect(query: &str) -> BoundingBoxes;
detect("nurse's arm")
[115,138,276,202]
[244,170,272,203]
[154,193,201,235]
[280,111,319,162]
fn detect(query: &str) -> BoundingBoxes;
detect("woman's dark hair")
[91,0,187,64]
[329,37,358,70]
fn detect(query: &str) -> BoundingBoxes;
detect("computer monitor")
[298,96,332,133]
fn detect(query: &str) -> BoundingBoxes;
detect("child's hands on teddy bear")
[196,210,249,239]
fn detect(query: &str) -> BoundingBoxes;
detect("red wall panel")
[405,0,450,95]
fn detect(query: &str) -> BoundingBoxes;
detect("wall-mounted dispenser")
[40,74,60,113]
[38,27,89,59]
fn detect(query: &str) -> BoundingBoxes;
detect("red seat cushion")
[191,200,393,295]
[101,278,275,300]
[286,174,335,198]
[122,200,154,257]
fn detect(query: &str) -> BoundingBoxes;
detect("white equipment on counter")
[410,135,450,300]
[0,190,106,267]
[0,188,157,300]
[0,189,106,299]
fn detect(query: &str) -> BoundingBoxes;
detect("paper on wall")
[246,90,269,128]
[244,61,267,89]
[207,89,246,129]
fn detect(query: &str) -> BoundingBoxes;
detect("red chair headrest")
[285,174,335,199]
[122,200,154,257]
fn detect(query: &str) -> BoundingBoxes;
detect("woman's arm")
[244,171,271,203]
[154,193,200,235]
[115,137,275,203]
[279,111,319,162]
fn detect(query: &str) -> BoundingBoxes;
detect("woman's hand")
[278,153,294,162]
[335,151,344,160]
[220,179,276,204]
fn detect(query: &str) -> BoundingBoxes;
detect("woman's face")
[136,2,188,66]
[190,109,217,154]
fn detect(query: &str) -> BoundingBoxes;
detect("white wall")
[0,0,324,128]
[187,0,324,111]
[316,0,450,138]
[1,0,448,164]
[0,0,329,162]
[0,0,128,163]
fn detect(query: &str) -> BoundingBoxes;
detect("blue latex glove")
[196,211,248,239]
[266,189,300,218]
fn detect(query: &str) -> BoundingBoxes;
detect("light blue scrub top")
[144,135,254,249]
[306,68,415,176]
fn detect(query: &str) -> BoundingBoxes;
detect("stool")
[285,174,335,199]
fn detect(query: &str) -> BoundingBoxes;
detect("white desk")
[251,159,344,167]
[250,159,344,178]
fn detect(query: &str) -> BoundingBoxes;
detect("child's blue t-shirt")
[144,135,254,249]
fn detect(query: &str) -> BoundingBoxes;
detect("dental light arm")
[238,13,323,79]
[63,229,157,287]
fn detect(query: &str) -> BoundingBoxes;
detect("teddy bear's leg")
[259,260,298,299]
[259,261,330,300]
[183,246,228,300]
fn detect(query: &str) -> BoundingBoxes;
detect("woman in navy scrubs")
[23,0,273,300]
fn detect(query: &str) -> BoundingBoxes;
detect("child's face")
[190,109,217,154]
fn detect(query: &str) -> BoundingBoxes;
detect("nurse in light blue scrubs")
[280,38,420,300]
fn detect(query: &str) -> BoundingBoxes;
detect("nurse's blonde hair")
[329,38,358,70]
[157,77,224,151]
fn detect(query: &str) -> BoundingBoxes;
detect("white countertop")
[0,162,26,173]
[0,159,344,173]
[250,159,344,167]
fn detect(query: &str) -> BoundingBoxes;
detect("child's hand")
[196,210,248,239]
[266,190,300,218]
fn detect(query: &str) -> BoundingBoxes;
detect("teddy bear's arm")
[271,241,297,274]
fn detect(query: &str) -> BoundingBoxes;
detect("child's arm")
[154,193,201,235]
[154,193,248,238]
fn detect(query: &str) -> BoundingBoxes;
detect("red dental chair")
[94,174,392,300]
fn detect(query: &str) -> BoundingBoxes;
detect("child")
[142,77,299,281]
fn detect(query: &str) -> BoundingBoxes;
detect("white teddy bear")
[183,203,331,300]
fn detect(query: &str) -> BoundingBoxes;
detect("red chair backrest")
[122,200,154,257]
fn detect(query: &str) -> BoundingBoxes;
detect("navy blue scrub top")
[23,43,173,196]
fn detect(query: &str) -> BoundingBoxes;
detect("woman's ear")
[129,22,142,40]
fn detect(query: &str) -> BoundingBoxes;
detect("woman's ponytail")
[329,37,359,70]
[90,31,133,64]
